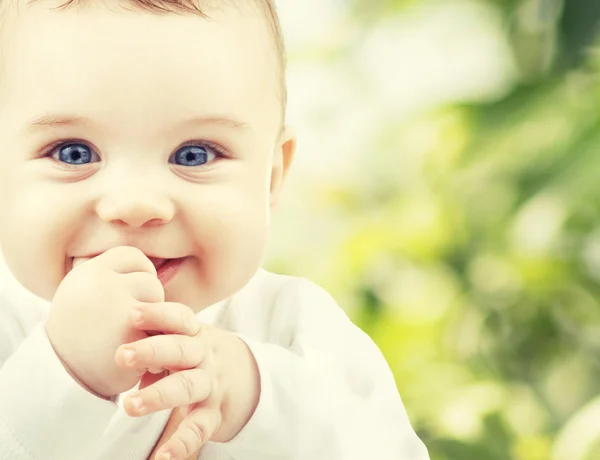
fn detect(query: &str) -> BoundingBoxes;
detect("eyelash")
[41,138,230,165]
[175,140,230,163]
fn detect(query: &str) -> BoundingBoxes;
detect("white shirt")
[0,268,430,460]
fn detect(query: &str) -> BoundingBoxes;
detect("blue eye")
[171,145,216,167]
[53,143,97,165]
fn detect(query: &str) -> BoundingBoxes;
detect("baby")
[0,1,430,460]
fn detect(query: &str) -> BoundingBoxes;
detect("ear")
[269,125,296,209]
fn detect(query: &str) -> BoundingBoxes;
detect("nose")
[96,186,175,229]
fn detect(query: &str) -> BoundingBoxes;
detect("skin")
[0,2,295,459]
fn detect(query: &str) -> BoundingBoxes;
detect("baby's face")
[0,2,294,311]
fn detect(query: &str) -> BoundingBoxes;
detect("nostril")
[99,212,172,229]
[96,192,175,228]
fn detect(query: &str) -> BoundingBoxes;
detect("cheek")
[0,156,14,207]
[0,179,81,300]
[191,186,270,257]
[189,163,272,245]
[184,180,270,297]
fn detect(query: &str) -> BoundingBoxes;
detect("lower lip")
[156,258,186,286]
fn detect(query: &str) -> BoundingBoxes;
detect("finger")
[124,368,212,416]
[116,334,204,373]
[157,407,221,460]
[131,302,200,336]
[122,272,164,303]
[139,370,169,391]
[72,257,92,268]
[95,246,157,276]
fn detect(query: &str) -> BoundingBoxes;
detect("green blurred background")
[268,0,600,459]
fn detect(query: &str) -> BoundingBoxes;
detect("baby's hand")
[46,246,165,398]
[115,303,260,460]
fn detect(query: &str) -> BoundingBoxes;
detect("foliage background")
[269,0,600,459]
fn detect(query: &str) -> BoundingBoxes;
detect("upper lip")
[148,257,170,269]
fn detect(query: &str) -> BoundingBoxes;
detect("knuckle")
[148,276,164,299]
[146,341,158,360]
[137,271,156,286]
[174,429,194,457]
[134,301,147,314]
[160,304,171,325]
[207,371,219,398]
[131,273,163,302]
[145,274,161,290]
[197,323,208,336]
[101,246,120,256]
[126,247,156,274]
[133,303,148,322]
[194,368,213,398]
[151,385,166,408]
[179,373,196,401]
[176,340,187,365]
[187,419,208,446]
[176,437,193,458]
[109,246,141,260]
[179,308,188,331]
[193,339,205,364]
[125,246,145,258]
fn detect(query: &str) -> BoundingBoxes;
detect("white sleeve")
[219,278,430,460]
[0,295,118,460]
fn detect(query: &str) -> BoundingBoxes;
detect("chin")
[168,262,258,313]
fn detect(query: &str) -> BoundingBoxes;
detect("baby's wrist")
[55,354,113,401]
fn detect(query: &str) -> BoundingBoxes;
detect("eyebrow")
[26,115,87,130]
[24,114,252,132]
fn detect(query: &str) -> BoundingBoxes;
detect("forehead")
[0,1,280,134]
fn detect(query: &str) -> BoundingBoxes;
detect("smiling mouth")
[148,257,170,270]
[71,254,185,285]
[72,254,182,270]
[153,257,187,285]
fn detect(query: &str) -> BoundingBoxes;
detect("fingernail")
[123,348,136,366]
[159,451,173,460]
[128,395,145,413]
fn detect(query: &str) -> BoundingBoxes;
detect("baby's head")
[0,0,296,311]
